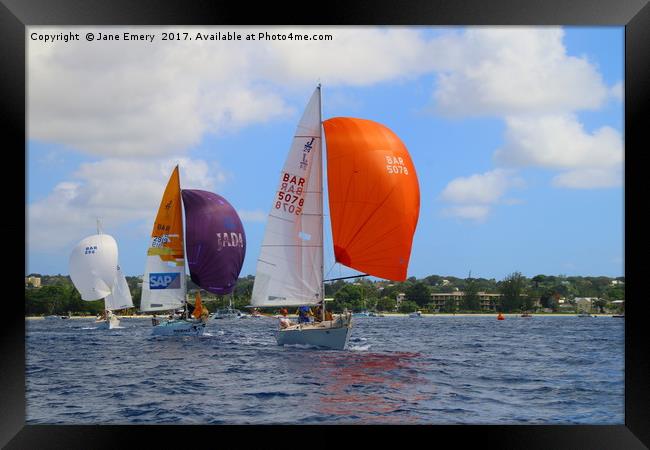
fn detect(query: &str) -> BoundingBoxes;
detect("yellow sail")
[192,291,203,319]
[147,165,185,266]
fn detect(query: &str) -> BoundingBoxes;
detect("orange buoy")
[497,313,505,320]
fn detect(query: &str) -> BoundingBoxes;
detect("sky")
[26,26,624,281]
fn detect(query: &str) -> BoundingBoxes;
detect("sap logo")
[84,246,98,254]
[149,272,181,289]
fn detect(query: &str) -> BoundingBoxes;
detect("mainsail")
[69,234,119,300]
[182,189,246,295]
[322,117,420,282]
[140,166,187,311]
[105,264,134,311]
[251,87,323,307]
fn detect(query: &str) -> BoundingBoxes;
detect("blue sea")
[25,315,624,424]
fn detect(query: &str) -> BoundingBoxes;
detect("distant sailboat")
[210,297,244,319]
[68,222,133,329]
[140,166,246,336]
[251,85,420,350]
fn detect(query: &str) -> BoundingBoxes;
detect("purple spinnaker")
[181,189,246,295]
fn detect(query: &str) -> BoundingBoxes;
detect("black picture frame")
[4,0,648,447]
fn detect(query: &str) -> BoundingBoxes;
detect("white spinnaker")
[105,265,133,311]
[69,234,119,301]
[140,255,186,312]
[251,87,323,307]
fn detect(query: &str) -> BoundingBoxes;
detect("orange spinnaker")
[148,165,185,265]
[192,291,203,319]
[323,117,420,281]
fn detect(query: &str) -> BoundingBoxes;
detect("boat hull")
[96,316,120,329]
[152,319,206,336]
[276,322,351,350]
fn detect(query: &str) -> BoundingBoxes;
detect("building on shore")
[429,292,503,311]
[25,276,41,288]
[395,291,518,312]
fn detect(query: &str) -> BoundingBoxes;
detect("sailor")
[279,308,291,329]
[297,305,312,324]
[152,314,159,326]
[313,302,323,323]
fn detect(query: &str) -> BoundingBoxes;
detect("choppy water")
[26,315,624,424]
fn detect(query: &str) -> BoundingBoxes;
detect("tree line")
[25,272,625,316]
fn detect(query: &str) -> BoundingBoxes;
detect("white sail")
[69,234,119,301]
[140,257,186,312]
[251,87,323,307]
[105,264,133,311]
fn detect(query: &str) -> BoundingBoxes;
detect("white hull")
[95,316,120,329]
[152,319,206,336]
[276,317,352,350]
[211,313,240,320]
[211,307,244,320]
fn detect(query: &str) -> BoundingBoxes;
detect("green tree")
[499,272,526,312]
[592,298,608,313]
[332,284,363,312]
[462,278,480,311]
[398,300,418,313]
[376,296,396,312]
[405,282,431,307]
[442,296,458,313]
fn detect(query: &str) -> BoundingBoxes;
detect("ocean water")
[25,316,624,424]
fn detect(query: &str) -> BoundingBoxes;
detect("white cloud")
[432,28,609,117]
[440,169,522,204]
[27,157,223,252]
[441,205,491,222]
[439,169,523,221]
[28,26,442,158]
[552,167,622,189]
[495,114,623,171]
[433,29,622,221]
[610,81,624,102]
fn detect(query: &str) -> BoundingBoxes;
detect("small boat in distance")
[409,311,423,318]
[211,297,244,319]
[353,311,371,318]
[576,312,593,317]
[521,312,532,318]
[211,307,244,320]
[612,314,625,318]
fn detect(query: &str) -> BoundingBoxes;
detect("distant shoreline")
[25,313,616,320]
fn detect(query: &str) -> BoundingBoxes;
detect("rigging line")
[324,261,337,280]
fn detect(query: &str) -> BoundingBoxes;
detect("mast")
[318,83,325,322]
[96,218,107,316]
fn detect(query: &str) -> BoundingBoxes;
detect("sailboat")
[140,166,246,336]
[68,222,134,329]
[251,85,420,350]
[210,297,244,319]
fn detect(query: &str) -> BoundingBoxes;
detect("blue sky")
[26,26,624,280]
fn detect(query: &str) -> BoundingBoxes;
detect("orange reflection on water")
[302,351,432,423]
